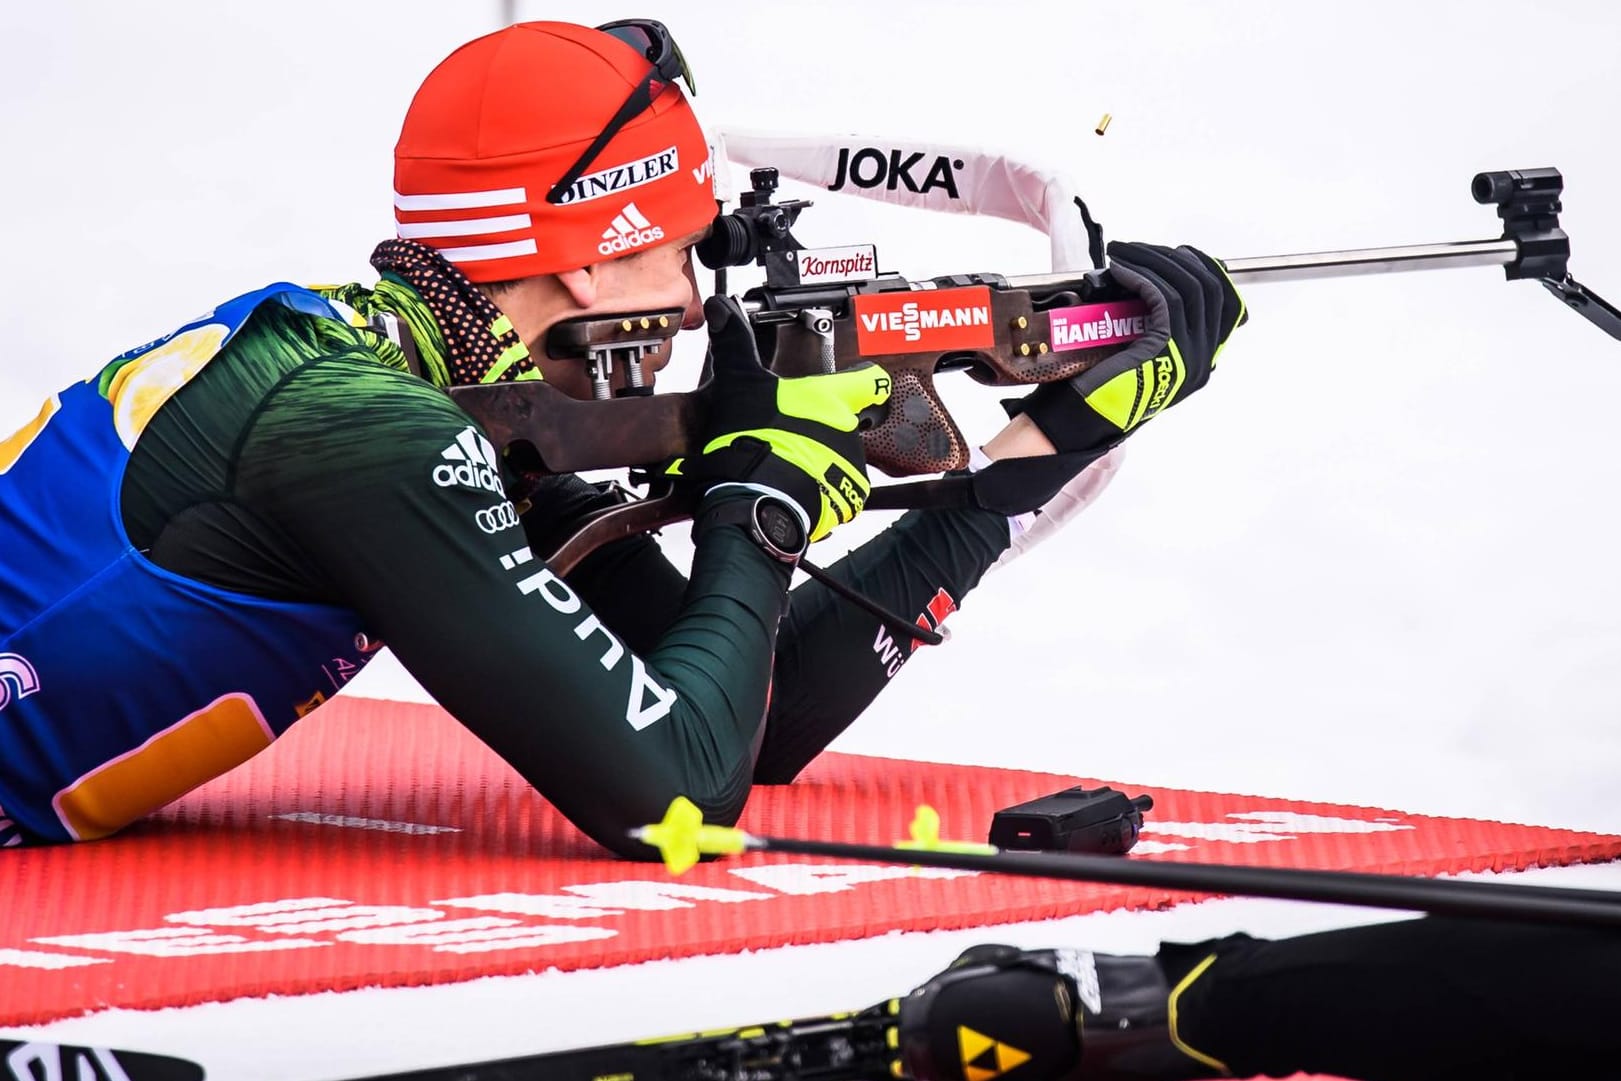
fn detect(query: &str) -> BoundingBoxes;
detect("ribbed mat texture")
[4,695,1617,1025]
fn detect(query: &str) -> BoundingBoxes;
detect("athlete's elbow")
[580,778,751,862]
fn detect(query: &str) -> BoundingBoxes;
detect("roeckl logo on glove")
[1144,354,1180,415]
[853,287,994,354]
[830,147,963,199]
[823,462,865,519]
[433,427,505,496]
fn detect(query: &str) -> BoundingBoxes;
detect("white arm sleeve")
[972,443,1127,571]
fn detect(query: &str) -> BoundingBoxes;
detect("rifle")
[451,165,1620,579]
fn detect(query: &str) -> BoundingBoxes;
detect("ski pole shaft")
[635,799,1621,930]
[753,836,1621,929]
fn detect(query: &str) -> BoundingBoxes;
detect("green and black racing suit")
[116,277,1014,856]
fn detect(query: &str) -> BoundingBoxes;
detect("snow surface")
[3,1,1620,1077]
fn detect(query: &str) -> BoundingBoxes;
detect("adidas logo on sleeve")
[598,202,665,256]
[432,426,505,496]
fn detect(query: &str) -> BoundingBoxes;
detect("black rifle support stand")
[1474,168,1621,342]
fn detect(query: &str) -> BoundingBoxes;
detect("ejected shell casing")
[1095,113,1112,136]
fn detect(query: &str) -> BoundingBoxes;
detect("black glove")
[671,295,891,541]
[1016,241,1246,456]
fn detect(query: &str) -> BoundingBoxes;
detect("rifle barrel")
[1007,238,1520,290]
[1224,238,1522,282]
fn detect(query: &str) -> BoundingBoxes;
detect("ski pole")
[633,798,1621,930]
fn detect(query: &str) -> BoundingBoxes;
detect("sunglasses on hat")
[545,19,697,206]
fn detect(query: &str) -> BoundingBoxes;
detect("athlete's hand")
[1016,241,1246,455]
[674,296,891,541]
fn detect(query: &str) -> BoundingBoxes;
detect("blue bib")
[0,285,376,843]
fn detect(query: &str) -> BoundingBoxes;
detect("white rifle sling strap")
[721,129,1127,565]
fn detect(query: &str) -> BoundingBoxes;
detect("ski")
[356,1000,902,1081]
[1,1039,206,1081]
[0,1005,899,1081]
[358,939,1083,1081]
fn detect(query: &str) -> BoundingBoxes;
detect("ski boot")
[899,943,1225,1081]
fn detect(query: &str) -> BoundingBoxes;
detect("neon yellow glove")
[674,296,891,541]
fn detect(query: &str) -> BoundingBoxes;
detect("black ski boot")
[899,944,1224,1081]
[1061,948,1224,1080]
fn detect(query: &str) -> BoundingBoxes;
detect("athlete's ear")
[554,267,598,310]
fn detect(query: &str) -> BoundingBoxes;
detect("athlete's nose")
[681,257,705,331]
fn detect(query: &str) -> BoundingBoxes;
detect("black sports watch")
[698,491,809,564]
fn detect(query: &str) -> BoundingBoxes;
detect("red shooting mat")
[4,695,1619,1032]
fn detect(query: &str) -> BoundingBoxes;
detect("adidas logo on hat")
[598,202,665,256]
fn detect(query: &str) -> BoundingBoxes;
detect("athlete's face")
[594,230,708,335]
[532,230,708,399]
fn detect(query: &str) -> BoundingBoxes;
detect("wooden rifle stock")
[449,271,1133,573]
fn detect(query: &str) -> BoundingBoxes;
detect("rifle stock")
[450,269,1134,479]
[451,378,703,477]
[450,270,1133,574]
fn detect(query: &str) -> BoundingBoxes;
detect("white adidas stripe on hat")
[393,187,539,263]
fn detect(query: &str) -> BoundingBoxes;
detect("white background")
[3,2,1620,1077]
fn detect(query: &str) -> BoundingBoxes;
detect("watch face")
[756,500,806,556]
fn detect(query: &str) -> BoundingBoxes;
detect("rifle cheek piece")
[544,309,684,400]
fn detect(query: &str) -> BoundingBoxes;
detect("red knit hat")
[393,21,716,282]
